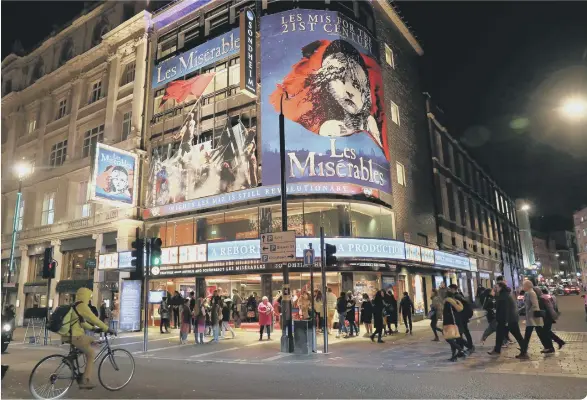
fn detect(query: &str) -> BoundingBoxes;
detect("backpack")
[48,302,83,333]
[460,297,474,321]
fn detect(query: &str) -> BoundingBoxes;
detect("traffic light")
[131,238,144,271]
[325,243,337,266]
[151,238,162,266]
[42,247,56,279]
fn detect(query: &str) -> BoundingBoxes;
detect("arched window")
[32,58,45,83]
[59,38,74,66]
[92,17,110,46]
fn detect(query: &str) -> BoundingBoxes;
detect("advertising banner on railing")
[261,9,391,199]
[89,143,138,207]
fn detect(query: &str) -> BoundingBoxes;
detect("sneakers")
[79,381,96,390]
[540,348,555,354]
[515,353,530,360]
[487,350,500,356]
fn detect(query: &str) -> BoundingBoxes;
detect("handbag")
[533,310,546,318]
[247,311,255,318]
[442,304,460,339]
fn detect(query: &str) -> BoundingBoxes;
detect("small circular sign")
[151,266,160,276]
[246,10,254,20]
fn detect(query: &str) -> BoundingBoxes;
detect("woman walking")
[258,296,274,340]
[314,290,324,332]
[360,293,373,336]
[540,288,565,353]
[443,291,465,362]
[371,290,385,343]
[221,300,236,339]
[180,299,191,344]
[345,292,359,337]
[429,289,443,341]
[209,298,221,343]
[336,292,348,338]
[518,280,548,359]
[194,296,206,344]
[384,290,398,335]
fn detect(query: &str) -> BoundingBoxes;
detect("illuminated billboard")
[90,143,138,207]
[261,10,391,198]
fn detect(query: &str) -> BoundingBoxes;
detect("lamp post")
[3,161,32,307]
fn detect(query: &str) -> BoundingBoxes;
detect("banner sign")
[434,250,470,270]
[98,253,119,270]
[240,8,257,97]
[421,247,435,264]
[152,28,240,89]
[261,10,391,199]
[119,280,141,331]
[208,239,260,262]
[179,244,207,263]
[90,143,138,207]
[405,243,421,262]
[295,237,405,260]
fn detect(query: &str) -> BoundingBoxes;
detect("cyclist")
[58,287,113,390]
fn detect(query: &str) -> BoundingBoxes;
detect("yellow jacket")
[58,287,109,337]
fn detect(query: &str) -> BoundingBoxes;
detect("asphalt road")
[2,291,586,399]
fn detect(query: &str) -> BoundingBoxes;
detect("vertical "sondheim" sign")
[240,8,257,97]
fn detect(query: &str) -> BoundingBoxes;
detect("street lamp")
[3,160,32,307]
[560,97,587,121]
[521,204,530,212]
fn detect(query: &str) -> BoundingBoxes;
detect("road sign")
[303,249,315,266]
[260,231,296,263]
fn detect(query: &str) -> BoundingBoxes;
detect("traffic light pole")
[143,238,150,353]
[320,227,328,354]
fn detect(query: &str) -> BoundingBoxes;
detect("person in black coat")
[345,292,359,337]
[360,293,373,336]
[443,291,465,361]
[399,292,414,334]
[480,288,497,344]
[384,290,398,334]
[489,282,525,356]
[370,290,385,343]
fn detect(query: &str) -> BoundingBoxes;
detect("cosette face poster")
[90,143,138,206]
[261,9,391,198]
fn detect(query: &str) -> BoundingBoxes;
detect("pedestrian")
[189,291,196,313]
[314,290,324,332]
[370,290,385,343]
[336,292,348,338]
[519,280,548,358]
[326,287,337,334]
[399,292,414,334]
[540,288,565,353]
[171,291,182,329]
[159,297,170,334]
[232,289,242,325]
[480,288,497,345]
[204,298,212,336]
[109,304,119,332]
[180,299,191,344]
[193,294,205,344]
[443,290,465,362]
[209,297,221,343]
[429,289,443,341]
[99,301,109,325]
[438,281,448,301]
[221,299,236,339]
[488,282,525,357]
[360,293,373,336]
[450,284,475,352]
[258,296,273,340]
[345,291,359,337]
[246,293,257,322]
[384,290,398,335]
[299,291,312,320]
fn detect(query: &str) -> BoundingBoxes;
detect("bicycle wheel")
[98,349,135,391]
[29,355,75,400]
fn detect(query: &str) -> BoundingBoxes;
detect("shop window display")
[61,249,95,280]
[412,274,425,314]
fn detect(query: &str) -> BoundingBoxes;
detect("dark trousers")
[259,325,270,339]
[160,318,170,333]
[447,338,464,357]
[347,319,359,336]
[402,313,413,332]
[460,320,473,349]
[494,322,524,353]
[543,320,564,349]
[372,321,383,341]
[172,307,180,328]
[523,326,549,354]
[430,315,442,339]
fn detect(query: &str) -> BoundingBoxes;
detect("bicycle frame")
[67,335,116,378]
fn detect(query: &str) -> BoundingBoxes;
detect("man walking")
[232,289,242,325]
[399,292,414,334]
[488,282,525,357]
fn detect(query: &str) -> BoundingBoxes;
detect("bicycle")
[29,333,135,400]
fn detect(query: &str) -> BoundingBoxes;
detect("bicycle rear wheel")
[98,349,135,391]
[29,355,75,400]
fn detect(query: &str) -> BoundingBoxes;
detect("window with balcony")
[121,61,135,86]
[57,98,67,120]
[82,125,104,158]
[42,192,56,225]
[49,140,68,167]
[89,80,102,104]
[122,111,132,140]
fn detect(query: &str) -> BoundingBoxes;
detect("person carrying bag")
[443,291,465,362]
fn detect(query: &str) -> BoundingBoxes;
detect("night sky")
[2,1,586,227]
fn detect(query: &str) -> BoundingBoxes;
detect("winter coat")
[182,305,192,324]
[384,294,398,323]
[372,297,384,328]
[159,301,170,319]
[541,294,558,323]
[258,301,273,326]
[336,297,347,314]
[210,303,221,325]
[483,293,495,322]
[345,298,356,321]
[360,300,373,323]
[399,296,414,315]
[431,294,443,314]
[524,289,543,327]
[442,297,463,325]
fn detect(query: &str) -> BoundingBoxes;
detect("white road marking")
[132,343,186,355]
[189,347,239,358]
[261,353,292,362]
[245,340,275,347]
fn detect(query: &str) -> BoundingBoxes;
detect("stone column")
[131,35,147,141]
[49,239,63,308]
[16,245,29,326]
[66,79,84,162]
[104,53,121,144]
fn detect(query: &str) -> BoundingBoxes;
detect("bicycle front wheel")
[29,355,75,400]
[98,349,135,391]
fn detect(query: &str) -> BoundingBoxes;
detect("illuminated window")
[121,61,135,86]
[385,43,394,68]
[42,192,56,225]
[396,162,406,186]
[27,119,37,134]
[390,101,400,125]
[83,125,104,158]
[57,98,67,119]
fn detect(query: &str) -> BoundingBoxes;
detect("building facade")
[549,230,579,278]
[573,207,587,283]
[532,234,559,279]
[1,2,151,325]
[426,98,524,290]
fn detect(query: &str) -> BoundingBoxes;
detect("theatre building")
[140,0,479,326]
